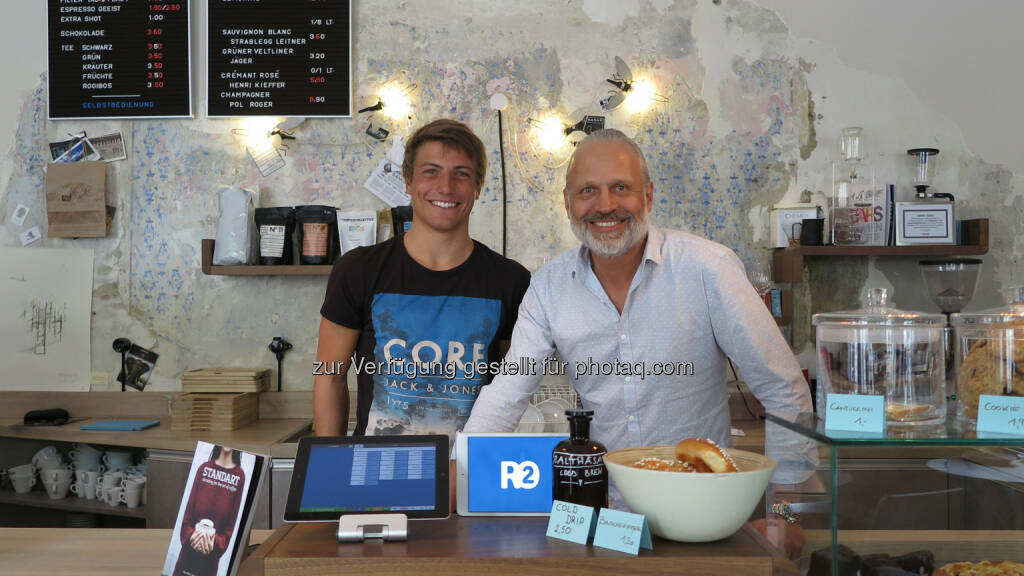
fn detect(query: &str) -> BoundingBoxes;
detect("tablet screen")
[284,435,449,521]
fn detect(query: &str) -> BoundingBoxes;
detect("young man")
[464,128,811,449]
[313,119,531,442]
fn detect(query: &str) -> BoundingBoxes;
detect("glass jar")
[951,287,1024,423]
[813,288,947,426]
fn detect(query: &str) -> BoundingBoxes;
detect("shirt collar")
[571,224,664,279]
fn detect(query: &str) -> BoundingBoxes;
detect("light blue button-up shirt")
[464,226,811,451]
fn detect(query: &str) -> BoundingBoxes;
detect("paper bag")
[45,161,113,238]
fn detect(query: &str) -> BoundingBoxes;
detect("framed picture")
[895,202,955,246]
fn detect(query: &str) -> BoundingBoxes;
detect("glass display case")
[764,412,1024,575]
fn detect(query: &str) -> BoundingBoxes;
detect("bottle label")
[553,452,606,485]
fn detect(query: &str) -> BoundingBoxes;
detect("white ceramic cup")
[74,463,105,475]
[11,475,35,494]
[82,480,97,500]
[122,488,143,509]
[41,468,74,484]
[45,478,72,500]
[8,463,36,477]
[106,487,124,507]
[102,451,133,471]
[99,471,124,489]
[125,477,146,491]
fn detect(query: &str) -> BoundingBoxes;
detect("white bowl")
[604,445,776,542]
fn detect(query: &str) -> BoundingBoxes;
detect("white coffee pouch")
[337,210,378,254]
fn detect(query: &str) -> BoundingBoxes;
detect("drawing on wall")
[1,248,93,391]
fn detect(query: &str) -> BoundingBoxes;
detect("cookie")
[958,347,1004,419]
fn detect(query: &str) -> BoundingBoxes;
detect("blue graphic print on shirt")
[366,292,501,439]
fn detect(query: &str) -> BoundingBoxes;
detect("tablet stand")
[337,514,408,542]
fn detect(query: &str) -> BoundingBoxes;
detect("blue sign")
[467,435,566,513]
[825,393,885,434]
[545,500,595,545]
[976,394,1024,435]
[592,507,653,555]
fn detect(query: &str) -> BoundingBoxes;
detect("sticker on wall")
[19,226,41,246]
[10,204,29,226]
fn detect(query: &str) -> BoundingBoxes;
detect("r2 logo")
[500,460,539,489]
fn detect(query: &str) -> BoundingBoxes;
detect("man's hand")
[750,517,805,562]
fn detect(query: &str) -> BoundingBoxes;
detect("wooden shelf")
[0,488,146,518]
[773,218,989,283]
[201,239,332,276]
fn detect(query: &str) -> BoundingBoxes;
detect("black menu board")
[207,0,351,117]
[47,0,192,119]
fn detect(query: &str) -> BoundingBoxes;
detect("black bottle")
[552,409,608,510]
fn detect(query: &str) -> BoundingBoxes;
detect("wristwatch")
[770,500,800,525]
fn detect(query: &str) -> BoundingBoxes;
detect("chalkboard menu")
[47,0,192,119]
[207,0,351,117]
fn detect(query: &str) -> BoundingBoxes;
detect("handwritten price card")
[592,508,653,555]
[977,394,1024,435]
[825,394,885,434]
[546,500,596,545]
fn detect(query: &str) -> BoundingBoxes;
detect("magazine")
[162,441,268,576]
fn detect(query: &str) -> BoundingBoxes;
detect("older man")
[464,128,811,450]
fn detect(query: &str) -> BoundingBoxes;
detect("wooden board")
[171,392,258,431]
[182,369,270,393]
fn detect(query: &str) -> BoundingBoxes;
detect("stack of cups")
[41,467,73,500]
[69,444,105,500]
[33,447,72,499]
[7,463,37,494]
[122,469,146,509]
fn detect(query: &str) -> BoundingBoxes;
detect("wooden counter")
[0,417,309,453]
[238,517,797,576]
[0,391,310,453]
[0,528,273,576]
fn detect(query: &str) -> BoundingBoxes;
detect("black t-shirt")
[320,235,531,437]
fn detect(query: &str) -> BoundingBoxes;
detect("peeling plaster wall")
[0,0,1019,390]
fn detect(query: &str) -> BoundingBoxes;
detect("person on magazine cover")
[173,446,246,576]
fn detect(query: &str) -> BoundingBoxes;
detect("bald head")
[564,128,651,191]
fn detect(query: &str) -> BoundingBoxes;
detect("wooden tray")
[171,392,258,431]
[181,368,270,393]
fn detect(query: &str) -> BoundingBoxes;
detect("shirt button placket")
[619,314,639,445]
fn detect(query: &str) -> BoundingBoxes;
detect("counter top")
[0,528,273,576]
[0,418,310,453]
[239,518,796,576]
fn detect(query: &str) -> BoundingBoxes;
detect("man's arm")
[705,251,811,415]
[313,317,361,436]
[464,283,554,433]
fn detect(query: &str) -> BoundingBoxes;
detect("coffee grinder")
[919,258,983,415]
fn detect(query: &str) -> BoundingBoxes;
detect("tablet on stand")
[283,435,449,542]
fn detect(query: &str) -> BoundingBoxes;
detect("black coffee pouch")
[255,206,295,265]
[390,205,413,235]
[295,205,339,265]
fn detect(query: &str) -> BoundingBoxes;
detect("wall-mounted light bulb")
[239,117,280,153]
[378,84,412,119]
[532,115,567,152]
[623,77,657,114]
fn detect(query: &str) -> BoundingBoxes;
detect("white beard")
[570,208,649,258]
